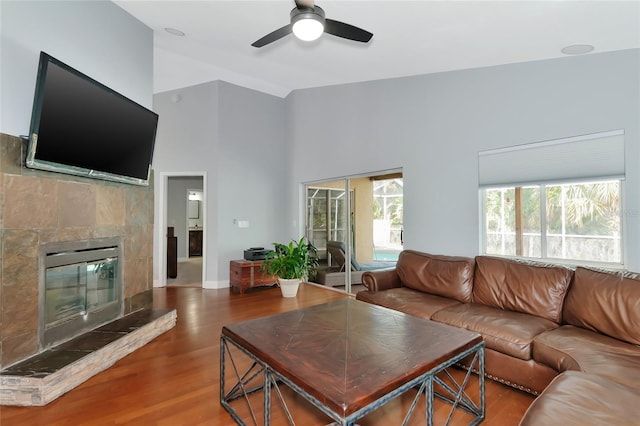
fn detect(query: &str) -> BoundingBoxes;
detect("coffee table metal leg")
[433,344,485,425]
[269,374,296,425]
[263,370,270,426]
[221,336,268,426]
[426,377,435,426]
[400,380,427,425]
[479,347,485,422]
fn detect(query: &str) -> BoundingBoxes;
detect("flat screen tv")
[26,51,158,186]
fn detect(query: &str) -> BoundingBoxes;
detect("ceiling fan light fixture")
[292,18,324,41]
[291,7,325,42]
[251,3,372,48]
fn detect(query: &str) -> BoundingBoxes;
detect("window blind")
[478,130,625,187]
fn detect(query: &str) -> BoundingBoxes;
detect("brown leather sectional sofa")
[356,250,640,425]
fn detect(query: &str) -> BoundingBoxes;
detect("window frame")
[480,178,625,268]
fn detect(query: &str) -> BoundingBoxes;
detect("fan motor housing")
[290,5,326,26]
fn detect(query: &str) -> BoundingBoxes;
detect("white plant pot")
[278,278,301,298]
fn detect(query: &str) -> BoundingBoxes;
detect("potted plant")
[261,237,318,297]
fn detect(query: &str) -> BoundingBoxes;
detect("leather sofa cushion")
[431,303,558,361]
[473,256,572,323]
[356,288,461,320]
[519,371,640,426]
[533,325,640,391]
[563,266,640,345]
[396,250,475,303]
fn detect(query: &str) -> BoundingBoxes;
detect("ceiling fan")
[251,0,373,48]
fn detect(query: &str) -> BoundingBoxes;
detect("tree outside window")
[483,180,621,264]
[373,178,403,250]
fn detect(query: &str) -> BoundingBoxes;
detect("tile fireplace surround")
[0,133,155,370]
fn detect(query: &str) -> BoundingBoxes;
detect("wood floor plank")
[0,283,534,425]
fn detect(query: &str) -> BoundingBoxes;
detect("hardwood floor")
[166,257,203,287]
[1,284,534,425]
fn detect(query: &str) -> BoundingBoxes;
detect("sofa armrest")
[362,269,401,291]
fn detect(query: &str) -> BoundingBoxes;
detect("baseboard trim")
[203,280,229,290]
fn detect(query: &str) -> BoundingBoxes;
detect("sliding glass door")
[307,180,351,291]
[372,176,404,260]
[305,171,403,295]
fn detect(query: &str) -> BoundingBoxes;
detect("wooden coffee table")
[220,298,484,425]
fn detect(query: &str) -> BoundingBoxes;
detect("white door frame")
[156,171,207,287]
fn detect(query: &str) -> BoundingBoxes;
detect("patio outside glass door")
[305,170,403,295]
[307,180,351,291]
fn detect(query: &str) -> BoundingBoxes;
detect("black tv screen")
[26,52,158,186]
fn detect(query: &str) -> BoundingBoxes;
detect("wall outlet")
[237,220,249,228]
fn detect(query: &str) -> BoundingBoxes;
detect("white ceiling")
[114,1,640,98]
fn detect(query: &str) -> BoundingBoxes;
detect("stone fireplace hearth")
[0,133,154,369]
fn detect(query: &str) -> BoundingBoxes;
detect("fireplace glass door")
[41,239,123,348]
[45,257,118,327]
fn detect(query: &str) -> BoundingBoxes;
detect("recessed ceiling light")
[561,44,594,55]
[164,28,185,37]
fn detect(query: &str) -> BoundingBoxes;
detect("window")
[478,130,625,265]
[482,180,622,264]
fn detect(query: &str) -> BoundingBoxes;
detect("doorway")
[159,173,206,287]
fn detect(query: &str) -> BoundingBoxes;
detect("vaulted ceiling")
[114,1,640,97]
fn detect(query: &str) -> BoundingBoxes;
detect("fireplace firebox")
[39,237,124,348]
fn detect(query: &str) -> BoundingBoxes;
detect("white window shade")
[478,130,625,187]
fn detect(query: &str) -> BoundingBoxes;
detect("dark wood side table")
[229,260,277,294]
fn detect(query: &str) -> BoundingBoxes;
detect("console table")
[229,260,277,294]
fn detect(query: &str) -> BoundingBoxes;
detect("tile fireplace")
[0,133,154,369]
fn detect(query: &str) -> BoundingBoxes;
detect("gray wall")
[0,1,153,136]
[216,82,288,280]
[153,81,287,287]
[154,49,640,285]
[167,177,203,260]
[287,49,640,271]
[153,82,219,286]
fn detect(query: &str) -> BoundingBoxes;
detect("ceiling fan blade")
[294,0,315,9]
[324,19,373,43]
[251,24,293,48]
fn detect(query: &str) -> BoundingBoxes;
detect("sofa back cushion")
[473,256,573,323]
[396,250,475,303]
[563,267,640,345]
